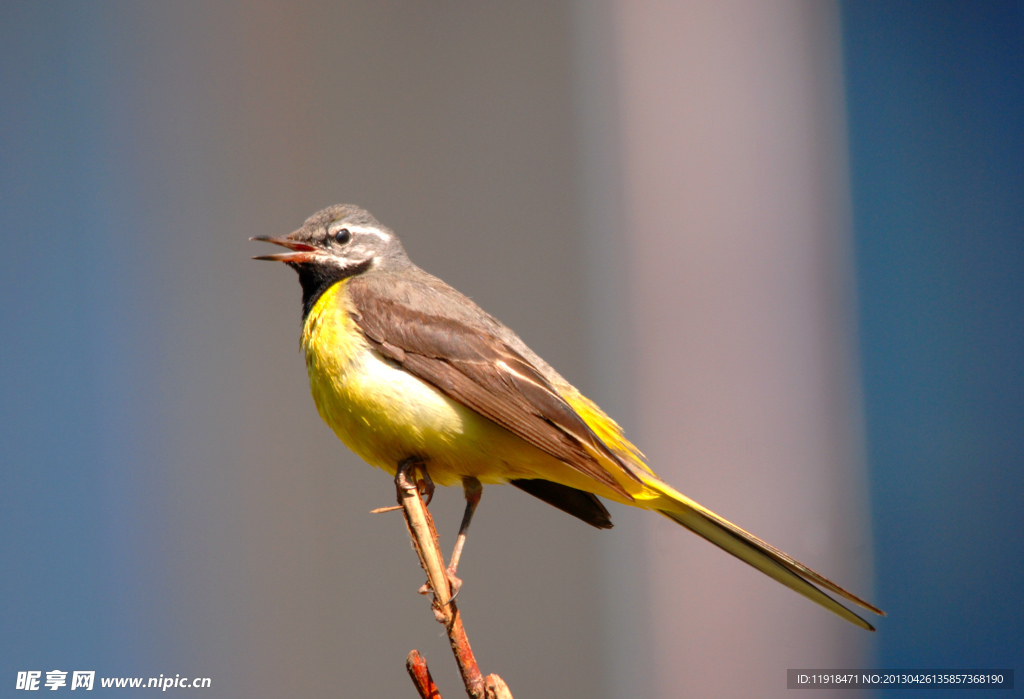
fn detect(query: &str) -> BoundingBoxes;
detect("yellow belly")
[301,281,576,488]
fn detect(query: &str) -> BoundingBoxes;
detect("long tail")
[649,479,885,630]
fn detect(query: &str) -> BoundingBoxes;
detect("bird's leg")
[445,477,483,597]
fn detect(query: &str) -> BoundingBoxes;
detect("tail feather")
[653,481,884,631]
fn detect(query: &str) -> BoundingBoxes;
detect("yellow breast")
[301,281,460,474]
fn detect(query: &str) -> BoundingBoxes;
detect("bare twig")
[396,464,454,611]
[395,461,512,699]
[484,674,513,699]
[406,650,442,699]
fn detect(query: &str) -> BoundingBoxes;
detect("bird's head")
[252,204,410,317]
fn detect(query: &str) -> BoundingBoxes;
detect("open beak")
[250,234,318,263]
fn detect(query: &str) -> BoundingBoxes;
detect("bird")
[253,203,884,630]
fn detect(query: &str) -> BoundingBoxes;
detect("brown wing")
[347,275,637,499]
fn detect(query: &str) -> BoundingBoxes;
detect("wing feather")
[348,276,635,498]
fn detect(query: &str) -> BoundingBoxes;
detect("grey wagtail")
[253,203,884,630]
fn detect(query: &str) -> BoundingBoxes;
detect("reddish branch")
[395,463,513,699]
[406,650,441,699]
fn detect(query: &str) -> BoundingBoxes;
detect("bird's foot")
[414,467,435,506]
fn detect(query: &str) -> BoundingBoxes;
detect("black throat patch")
[292,258,374,322]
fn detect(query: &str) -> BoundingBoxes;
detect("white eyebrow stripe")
[346,225,392,242]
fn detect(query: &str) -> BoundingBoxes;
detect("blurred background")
[2,1,1021,697]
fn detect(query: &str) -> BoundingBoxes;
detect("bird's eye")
[334,228,351,245]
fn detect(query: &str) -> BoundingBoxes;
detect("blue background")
[843,0,1024,683]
